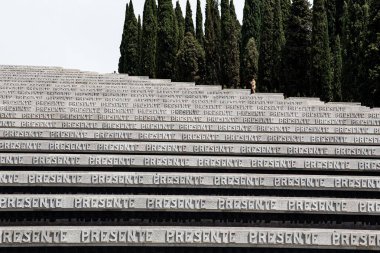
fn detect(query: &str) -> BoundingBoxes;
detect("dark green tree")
[258,0,274,92]
[228,0,241,89]
[221,0,240,88]
[335,0,345,35]
[362,0,380,107]
[175,1,185,50]
[326,0,337,45]
[341,0,369,101]
[311,0,333,101]
[196,0,204,46]
[123,0,139,76]
[230,0,242,88]
[221,0,231,87]
[282,0,292,23]
[241,0,262,88]
[157,0,178,78]
[241,0,262,50]
[332,35,343,101]
[185,0,195,35]
[282,0,312,97]
[141,0,158,78]
[175,32,206,83]
[118,2,129,73]
[241,38,259,89]
[272,0,286,92]
[137,15,142,75]
[151,0,158,17]
[204,0,221,85]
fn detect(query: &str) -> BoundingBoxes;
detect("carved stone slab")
[0,101,367,115]
[0,194,380,215]
[1,113,379,126]
[0,226,379,249]
[1,140,379,158]
[1,171,380,191]
[1,119,379,135]
[0,153,378,171]
[0,96,317,105]
[1,129,379,145]
[1,105,377,120]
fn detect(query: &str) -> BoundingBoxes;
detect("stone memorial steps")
[1,140,380,158]
[1,194,380,216]
[0,226,379,250]
[0,171,380,192]
[1,153,378,173]
[1,115,379,126]
[0,65,379,251]
[1,119,378,135]
[1,129,379,145]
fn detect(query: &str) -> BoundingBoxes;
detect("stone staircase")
[0,65,379,251]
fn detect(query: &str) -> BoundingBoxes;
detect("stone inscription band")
[1,129,380,145]
[0,119,379,134]
[1,153,379,171]
[1,140,379,157]
[1,171,379,191]
[0,226,380,250]
[1,194,380,215]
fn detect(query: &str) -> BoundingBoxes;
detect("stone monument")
[0,65,380,252]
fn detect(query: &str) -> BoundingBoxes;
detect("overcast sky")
[0,0,309,73]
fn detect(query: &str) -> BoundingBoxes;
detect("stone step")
[0,194,379,216]
[0,106,376,120]
[0,140,379,158]
[0,226,377,250]
[0,171,379,192]
[0,128,379,145]
[0,119,378,135]
[1,113,380,126]
[0,153,378,172]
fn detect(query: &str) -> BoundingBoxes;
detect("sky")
[0,0,309,74]
[0,0,241,73]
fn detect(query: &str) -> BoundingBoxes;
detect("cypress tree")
[230,0,242,88]
[242,38,259,89]
[362,0,380,107]
[157,0,177,79]
[137,15,142,75]
[241,0,262,50]
[258,0,274,92]
[141,0,158,78]
[175,32,206,83]
[282,0,292,23]
[213,0,222,51]
[342,0,370,102]
[196,0,204,46]
[332,35,343,101]
[230,0,242,51]
[241,0,262,88]
[282,0,312,97]
[326,0,337,45]
[185,0,195,35]
[124,0,139,76]
[175,1,185,50]
[118,2,129,73]
[335,0,345,35]
[221,0,240,88]
[221,0,231,87]
[272,0,286,92]
[311,0,333,101]
[152,0,158,17]
[204,0,221,85]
